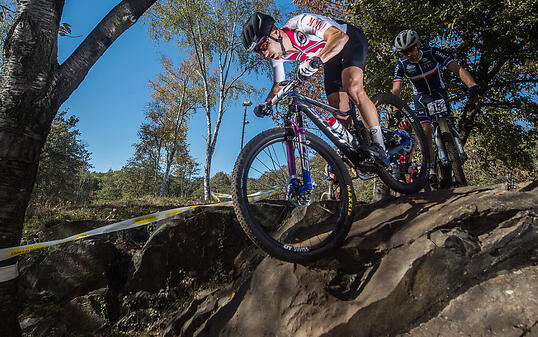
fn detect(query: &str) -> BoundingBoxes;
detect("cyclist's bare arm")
[392,80,403,97]
[447,62,477,88]
[319,26,349,63]
[265,82,285,102]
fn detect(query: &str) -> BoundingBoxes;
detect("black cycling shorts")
[323,24,368,96]
[413,90,452,123]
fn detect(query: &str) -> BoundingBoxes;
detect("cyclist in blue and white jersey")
[391,29,479,182]
[240,12,386,161]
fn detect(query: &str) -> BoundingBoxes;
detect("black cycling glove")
[254,102,272,118]
[466,85,479,99]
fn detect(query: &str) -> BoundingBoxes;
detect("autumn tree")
[148,55,201,196]
[172,151,200,198]
[0,1,158,334]
[147,0,277,200]
[133,102,165,196]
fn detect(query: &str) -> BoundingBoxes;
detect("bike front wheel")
[438,117,467,186]
[372,93,430,194]
[231,128,355,263]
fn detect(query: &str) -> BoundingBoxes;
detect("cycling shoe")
[429,172,440,189]
[367,144,389,166]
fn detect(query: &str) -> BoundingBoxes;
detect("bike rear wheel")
[231,128,355,263]
[438,118,467,186]
[372,93,430,194]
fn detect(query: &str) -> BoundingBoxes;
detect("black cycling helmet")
[241,12,275,51]
[394,30,419,51]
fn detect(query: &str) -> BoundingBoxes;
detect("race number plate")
[426,99,448,115]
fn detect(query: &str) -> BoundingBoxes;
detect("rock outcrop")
[18,182,538,336]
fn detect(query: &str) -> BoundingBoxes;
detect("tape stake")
[0,263,18,283]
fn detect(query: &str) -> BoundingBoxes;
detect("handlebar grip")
[310,57,323,68]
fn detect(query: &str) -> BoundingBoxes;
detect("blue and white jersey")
[393,47,455,95]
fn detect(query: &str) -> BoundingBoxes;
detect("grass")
[21,196,218,245]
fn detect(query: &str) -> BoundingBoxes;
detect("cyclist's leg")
[339,25,384,152]
[342,67,379,129]
[422,121,434,164]
[323,53,352,126]
[414,94,436,175]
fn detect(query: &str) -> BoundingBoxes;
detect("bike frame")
[277,80,361,193]
[429,108,467,166]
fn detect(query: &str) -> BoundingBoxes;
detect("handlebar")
[269,78,301,106]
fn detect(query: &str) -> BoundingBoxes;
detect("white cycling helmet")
[394,30,419,51]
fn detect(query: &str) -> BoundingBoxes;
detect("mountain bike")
[428,96,468,187]
[231,76,430,263]
[372,93,429,188]
[380,93,468,188]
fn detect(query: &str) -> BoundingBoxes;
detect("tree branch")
[54,0,157,108]
[488,79,538,88]
[0,4,15,14]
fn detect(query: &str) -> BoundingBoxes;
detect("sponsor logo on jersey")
[422,58,433,68]
[406,64,416,72]
[295,31,307,46]
[307,17,327,32]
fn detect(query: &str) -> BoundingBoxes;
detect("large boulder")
[17,182,538,336]
[18,239,125,304]
[170,183,537,337]
[125,207,249,293]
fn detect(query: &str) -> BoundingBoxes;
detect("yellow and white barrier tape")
[0,188,279,283]
[211,192,232,201]
[0,263,18,283]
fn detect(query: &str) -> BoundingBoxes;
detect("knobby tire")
[231,128,355,263]
[438,118,467,186]
[372,93,430,194]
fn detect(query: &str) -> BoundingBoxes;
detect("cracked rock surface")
[194,183,538,337]
[18,182,537,336]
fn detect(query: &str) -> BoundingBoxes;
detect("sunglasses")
[400,46,417,54]
[254,36,270,53]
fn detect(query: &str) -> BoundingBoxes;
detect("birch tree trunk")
[0,1,156,334]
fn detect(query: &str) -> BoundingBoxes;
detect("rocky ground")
[17,182,537,336]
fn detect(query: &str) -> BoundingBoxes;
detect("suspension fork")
[284,111,312,192]
[433,118,448,165]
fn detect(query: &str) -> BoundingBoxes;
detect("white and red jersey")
[270,14,347,82]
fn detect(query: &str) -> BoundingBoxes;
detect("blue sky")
[58,1,296,176]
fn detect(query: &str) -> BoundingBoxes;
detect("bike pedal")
[356,160,377,173]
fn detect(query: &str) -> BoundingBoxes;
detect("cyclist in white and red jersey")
[240,12,386,160]
[391,29,479,182]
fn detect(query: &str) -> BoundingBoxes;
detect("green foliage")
[294,0,538,179]
[473,108,536,172]
[94,156,202,202]
[191,171,232,200]
[350,0,537,171]
[211,172,232,193]
[30,111,93,208]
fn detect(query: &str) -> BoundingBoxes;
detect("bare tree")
[148,0,274,200]
[0,1,157,334]
[148,55,201,197]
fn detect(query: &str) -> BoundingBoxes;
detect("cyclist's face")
[400,44,420,61]
[256,32,281,59]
